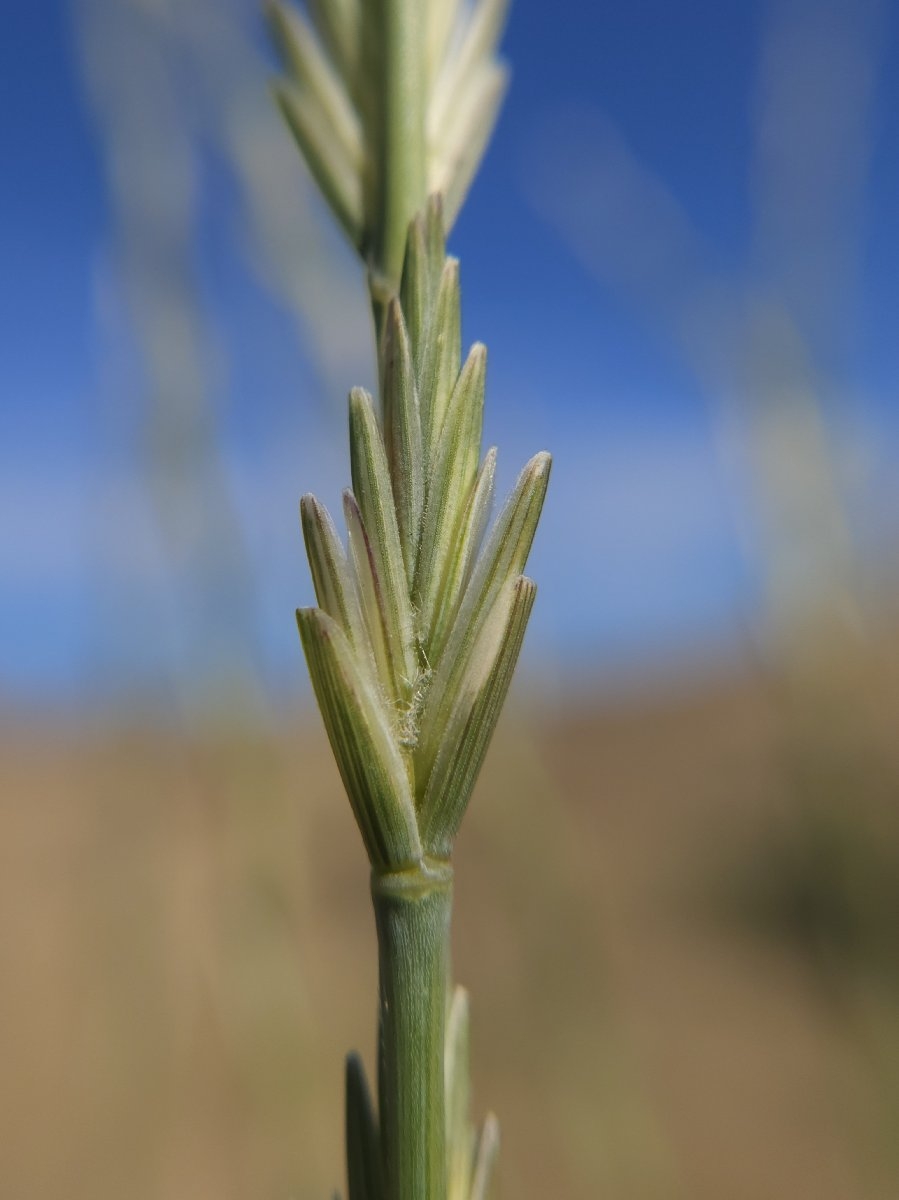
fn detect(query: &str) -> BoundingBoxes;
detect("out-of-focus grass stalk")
[268,2,546,1197]
[75,0,371,712]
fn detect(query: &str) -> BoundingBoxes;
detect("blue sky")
[3,0,899,710]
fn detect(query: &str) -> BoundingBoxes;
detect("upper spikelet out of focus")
[267,0,510,280]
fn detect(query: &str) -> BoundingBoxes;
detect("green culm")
[267,2,550,1197]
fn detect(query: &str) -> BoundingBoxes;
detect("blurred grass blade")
[307,0,361,85]
[445,987,473,1200]
[381,299,424,586]
[438,64,508,231]
[420,577,536,852]
[415,344,486,636]
[267,2,362,169]
[348,388,418,699]
[273,80,363,247]
[346,1052,384,1200]
[425,0,461,91]
[427,0,510,229]
[469,1113,500,1200]
[301,494,373,671]
[428,447,497,650]
[296,606,420,869]
[429,0,510,139]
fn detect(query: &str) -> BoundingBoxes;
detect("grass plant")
[267,2,550,1197]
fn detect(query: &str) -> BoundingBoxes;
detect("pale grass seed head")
[272,0,551,871]
[296,199,550,873]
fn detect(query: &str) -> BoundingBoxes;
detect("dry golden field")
[2,660,898,1200]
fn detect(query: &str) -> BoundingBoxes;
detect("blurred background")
[2,0,899,1196]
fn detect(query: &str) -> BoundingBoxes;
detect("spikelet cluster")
[297,198,550,871]
[268,0,510,262]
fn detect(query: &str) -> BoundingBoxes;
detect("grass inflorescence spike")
[269,3,547,1196]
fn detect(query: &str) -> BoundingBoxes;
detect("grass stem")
[375,0,427,289]
[372,860,453,1200]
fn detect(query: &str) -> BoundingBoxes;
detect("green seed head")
[300,206,550,871]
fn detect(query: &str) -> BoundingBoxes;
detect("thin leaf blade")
[469,1113,500,1200]
[445,987,473,1200]
[346,1052,384,1200]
